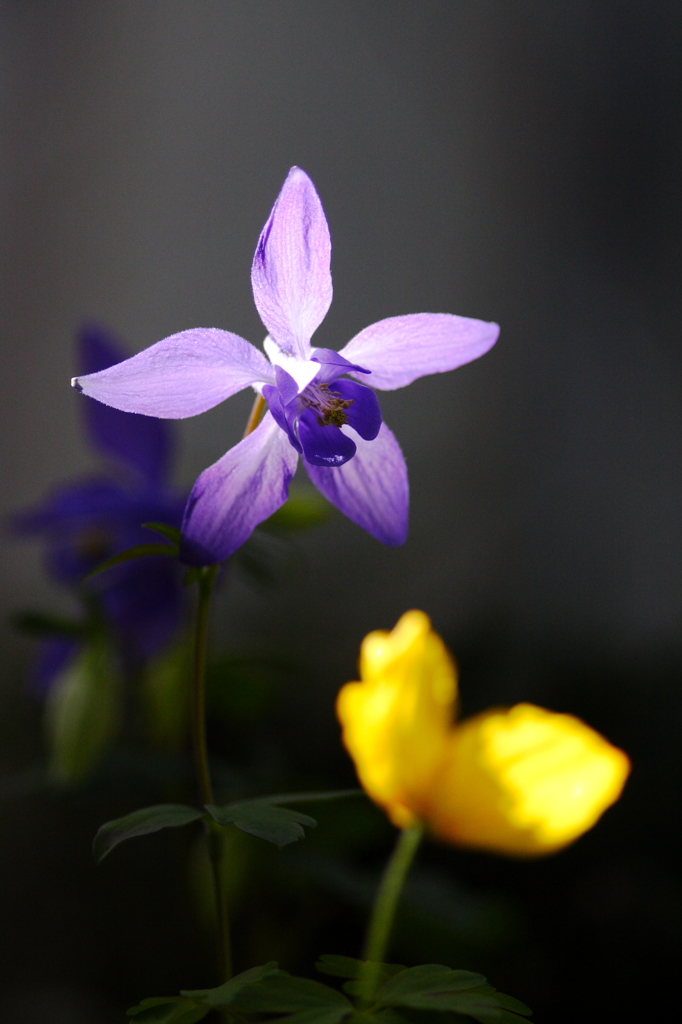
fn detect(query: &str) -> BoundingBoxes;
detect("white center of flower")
[263,336,320,395]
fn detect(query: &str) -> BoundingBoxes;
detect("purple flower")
[72,168,499,566]
[17,325,187,687]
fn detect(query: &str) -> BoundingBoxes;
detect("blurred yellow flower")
[337,610,456,828]
[337,611,630,856]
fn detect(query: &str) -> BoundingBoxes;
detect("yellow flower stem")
[360,823,424,1003]
[243,392,266,438]
[190,564,232,985]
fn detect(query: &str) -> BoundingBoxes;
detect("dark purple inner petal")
[331,379,382,440]
[311,348,370,376]
[263,384,302,453]
[297,408,357,467]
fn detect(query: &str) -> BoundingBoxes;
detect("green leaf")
[206,799,317,848]
[142,522,182,547]
[437,991,532,1023]
[127,995,176,1011]
[228,972,352,1019]
[372,1010,471,1024]
[270,1009,353,1024]
[126,996,209,1023]
[315,954,367,979]
[376,966,487,1008]
[45,636,121,783]
[480,992,531,1016]
[264,789,364,806]
[93,804,205,863]
[373,967,532,1023]
[10,610,86,637]
[316,954,404,982]
[316,955,406,997]
[182,962,280,1006]
[84,543,177,581]
[188,969,351,1024]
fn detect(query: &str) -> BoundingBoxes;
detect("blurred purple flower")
[72,168,499,566]
[16,325,187,688]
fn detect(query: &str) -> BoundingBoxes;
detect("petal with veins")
[78,323,173,485]
[252,168,332,360]
[180,413,299,565]
[305,422,408,545]
[339,313,499,391]
[72,328,273,418]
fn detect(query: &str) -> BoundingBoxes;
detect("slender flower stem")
[207,818,232,987]
[190,564,232,983]
[191,566,217,807]
[188,395,267,986]
[360,824,424,1003]
[243,392,266,438]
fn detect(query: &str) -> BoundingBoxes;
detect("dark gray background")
[0,2,680,1022]
[2,0,680,664]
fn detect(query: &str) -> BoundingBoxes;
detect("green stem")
[207,819,232,987]
[190,564,232,982]
[191,566,217,807]
[360,824,424,1003]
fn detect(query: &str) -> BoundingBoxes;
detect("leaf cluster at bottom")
[127,957,532,1024]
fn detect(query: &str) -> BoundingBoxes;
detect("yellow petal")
[425,703,630,856]
[336,611,457,827]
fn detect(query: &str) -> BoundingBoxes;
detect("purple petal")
[72,328,273,418]
[180,412,299,565]
[311,348,370,378]
[14,477,185,585]
[262,384,301,453]
[79,324,173,485]
[251,167,332,360]
[339,313,499,390]
[305,421,408,545]
[274,364,300,406]
[13,479,130,533]
[297,409,357,467]
[331,379,382,440]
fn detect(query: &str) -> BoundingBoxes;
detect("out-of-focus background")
[1,2,680,1022]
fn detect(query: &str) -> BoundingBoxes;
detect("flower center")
[301,382,354,428]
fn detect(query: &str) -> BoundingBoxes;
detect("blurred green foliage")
[45,635,121,783]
